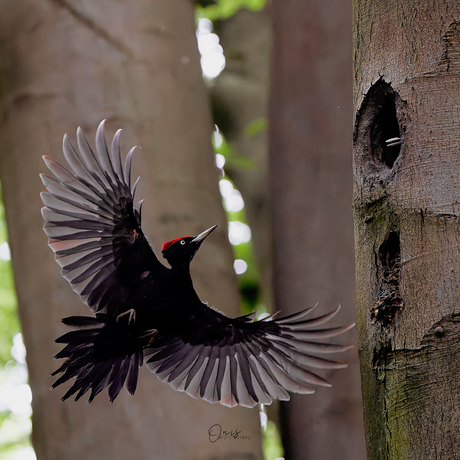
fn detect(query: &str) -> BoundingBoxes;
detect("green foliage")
[262,420,285,460]
[197,0,266,21]
[195,0,217,6]
[0,265,18,366]
[0,198,19,367]
[0,413,33,459]
[244,117,268,137]
[225,205,260,314]
[214,131,257,171]
[0,191,33,459]
[214,128,260,314]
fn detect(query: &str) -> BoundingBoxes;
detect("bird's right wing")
[40,121,167,318]
[145,304,354,408]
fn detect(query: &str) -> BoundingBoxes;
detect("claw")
[139,329,158,348]
[117,308,136,325]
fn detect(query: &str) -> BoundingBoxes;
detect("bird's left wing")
[40,121,167,318]
[145,304,354,408]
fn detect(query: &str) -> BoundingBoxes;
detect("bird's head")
[161,225,217,268]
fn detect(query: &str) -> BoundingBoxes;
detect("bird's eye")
[180,240,185,245]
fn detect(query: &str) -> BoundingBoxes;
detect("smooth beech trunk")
[353,1,460,458]
[269,0,367,459]
[0,1,262,459]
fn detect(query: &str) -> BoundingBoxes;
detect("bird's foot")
[117,308,136,325]
[139,329,158,348]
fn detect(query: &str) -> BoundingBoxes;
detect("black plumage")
[40,120,354,407]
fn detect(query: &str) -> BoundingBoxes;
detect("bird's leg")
[139,329,158,348]
[116,308,136,325]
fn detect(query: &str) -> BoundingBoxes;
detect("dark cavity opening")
[354,78,405,169]
[379,231,400,273]
[371,231,403,326]
[371,100,401,168]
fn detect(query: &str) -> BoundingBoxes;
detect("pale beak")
[192,225,218,244]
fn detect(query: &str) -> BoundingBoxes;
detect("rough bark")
[269,0,367,459]
[353,1,460,458]
[0,1,262,459]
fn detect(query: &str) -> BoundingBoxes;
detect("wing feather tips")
[111,129,124,181]
[123,146,137,189]
[143,306,353,408]
[108,355,131,402]
[201,357,220,403]
[57,351,140,404]
[234,355,257,408]
[41,123,161,316]
[42,123,135,225]
[146,339,277,408]
[95,120,118,185]
[280,323,355,339]
[76,125,112,192]
[184,354,211,400]
[126,351,143,396]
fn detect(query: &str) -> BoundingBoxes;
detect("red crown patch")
[162,237,191,252]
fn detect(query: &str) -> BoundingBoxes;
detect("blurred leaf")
[0,188,31,457]
[262,420,284,460]
[228,155,257,170]
[244,117,267,137]
[214,134,257,171]
[214,132,234,158]
[217,172,260,314]
[195,0,217,6]
[0,196,19,367]
[230,239,259,314]
[197,0,266,21]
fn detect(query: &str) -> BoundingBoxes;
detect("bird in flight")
[40,120,354,408]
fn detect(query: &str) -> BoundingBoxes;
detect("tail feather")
[52,315,143,402]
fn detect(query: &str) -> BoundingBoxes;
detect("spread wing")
[145,304,354,408]
[40,120,166,317]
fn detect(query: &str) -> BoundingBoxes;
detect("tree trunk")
[269,0,367,459]
[353,1,460,458]
[0,1,262,459]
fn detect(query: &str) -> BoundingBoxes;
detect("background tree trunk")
[0,1,263,459]
[269,0,367,459]
[353,1,460,458]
